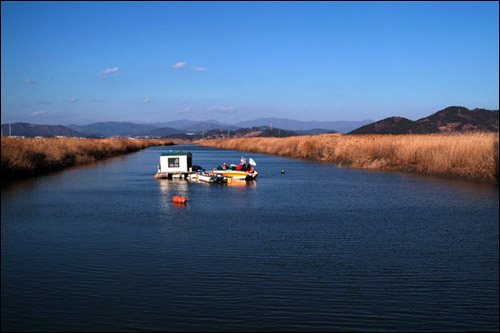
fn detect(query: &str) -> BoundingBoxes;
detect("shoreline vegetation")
[1,137,180,181]
[198,133,499,183]
[2,133,498,183]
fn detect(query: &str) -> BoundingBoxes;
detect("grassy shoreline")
[1,137,181,181]
[198,133,499,183]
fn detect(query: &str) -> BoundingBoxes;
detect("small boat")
[212,158,258,181]
[212,169,258,181]
[197,171,230,184]
[197,172,216,183]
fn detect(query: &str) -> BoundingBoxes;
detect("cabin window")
[168,157,179,168]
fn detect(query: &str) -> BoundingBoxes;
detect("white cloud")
[66,98,78,103]
[101,67,121,74]
[30,110,47,116]
[141,98,152,104]
[171,62,187,69]
[193,67,207,72]
[206,106,236,113]
[22,78,36,84]
[99,67,121,79]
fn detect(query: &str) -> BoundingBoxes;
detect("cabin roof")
[161,151,190,156]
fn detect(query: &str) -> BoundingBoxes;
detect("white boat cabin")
[159,151,192,173]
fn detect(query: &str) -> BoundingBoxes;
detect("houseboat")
[154,151,195,179]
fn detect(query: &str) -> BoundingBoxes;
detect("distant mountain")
[349,117,418,135]
[5,107,495,138]
[180,122,239,132]
[148,127,183,137]
[232,126,299,138]
[350,107,499,134]
[1,122,82,138]
[151,119,237,131]
[160,126,306,140]
[234,118,373,133]
[150,119,199,128]
[68,122,158,137]
[64,119,362,136]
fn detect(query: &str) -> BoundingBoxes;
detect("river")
[2,145,498,331]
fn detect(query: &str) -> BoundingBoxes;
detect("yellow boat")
[212,169,258,181]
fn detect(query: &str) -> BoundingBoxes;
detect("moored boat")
[212,157,258,181]
[197,171,230,183]
[211,169,258,180]
[197,172,216,183]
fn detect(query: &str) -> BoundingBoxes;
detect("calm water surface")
[2,145,498,331]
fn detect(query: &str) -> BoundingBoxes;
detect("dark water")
[2,145,498,332]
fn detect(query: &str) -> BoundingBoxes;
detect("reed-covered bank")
[199,133,499,183]
[1,137,180,181]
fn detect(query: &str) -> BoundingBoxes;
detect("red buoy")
[173,196,187,204]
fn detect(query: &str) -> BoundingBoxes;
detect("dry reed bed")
[1,137,179,180]
[199,133,499,182]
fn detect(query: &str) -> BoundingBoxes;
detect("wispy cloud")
[141,98,152,104]
[99,67,121,79]
[22,78,36,84]
[206,106,236,113]
[66,98,78,103]
[177,107,191,113]
[101,67,121,74]
[193,67,207,72]
[30,110,47,116]
[171,62,187,69]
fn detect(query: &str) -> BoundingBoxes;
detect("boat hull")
[212,170,258,180]
[197,174,215,183]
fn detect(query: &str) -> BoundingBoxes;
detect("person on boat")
[223,162,227,170]
[246,163,252,171]
[236,164,242,171]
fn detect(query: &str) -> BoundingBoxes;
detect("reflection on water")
[1,145,498,332]
[157,178,190,194]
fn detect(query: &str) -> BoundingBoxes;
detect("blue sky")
[1,1,498,125]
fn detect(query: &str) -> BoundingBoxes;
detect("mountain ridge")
[3,107,498,138]
[349,107,499,134]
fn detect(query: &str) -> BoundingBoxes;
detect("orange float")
[172,196,187,204]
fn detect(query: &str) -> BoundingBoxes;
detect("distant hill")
[151,119,238,131]
[349,107,499,134]
[159,126,308,140]
[234,118,373,133]
[1,122,82,138]
[4,107,496,138]
[148,127,183,137]
[68,122,158,137]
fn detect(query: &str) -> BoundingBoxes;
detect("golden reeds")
[1,137,180,180]
[199,133,499,182]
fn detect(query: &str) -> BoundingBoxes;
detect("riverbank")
[198,133,499,183]
[1,137,181,181]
